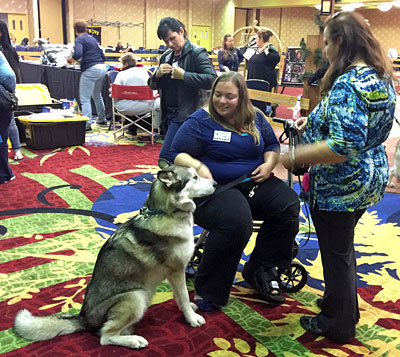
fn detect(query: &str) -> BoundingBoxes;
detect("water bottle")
[292,96,301,120]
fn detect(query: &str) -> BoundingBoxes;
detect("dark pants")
[158,112,182,162]
[311,207,365,341]
[0,110,13,183]
[194,176,300,306]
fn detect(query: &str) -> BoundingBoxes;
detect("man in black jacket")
[148,17,217,162]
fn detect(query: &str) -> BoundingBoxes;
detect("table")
[19,62,112,119]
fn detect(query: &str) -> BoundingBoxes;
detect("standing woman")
[0,20,24,160]
[246,30,280,91]
[148,17,217,163]
[68,20,108,131]
[281,11,396,344]
[218,34,244,72]
[0,51,16,183]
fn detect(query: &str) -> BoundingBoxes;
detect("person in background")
[218,34,244,72]
[148,17,217,163]
[246,30,280,91]
[281,11,396,344]
[123,42,135,54]
[68,20,108,131]
[20,38,29,46]
[170,71,300,311]
[113,53,160,134]
[0,20,24,160]
[115,40,125,53]
[9,33,16,47]
[0,51,16,183]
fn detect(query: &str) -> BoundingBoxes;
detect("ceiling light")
[392,1,400,7]
[377,3,392,11]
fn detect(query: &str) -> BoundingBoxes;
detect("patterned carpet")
[0,125,399,356]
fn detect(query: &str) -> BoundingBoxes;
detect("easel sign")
[281,47,306,87]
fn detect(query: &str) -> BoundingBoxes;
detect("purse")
[0,83,18,112]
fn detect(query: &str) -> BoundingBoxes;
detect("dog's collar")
[139,206,165,217]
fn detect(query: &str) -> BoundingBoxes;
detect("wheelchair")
[186,117,309,293]
[186,221,308,293]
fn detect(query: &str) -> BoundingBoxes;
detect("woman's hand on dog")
[197,163,214,181]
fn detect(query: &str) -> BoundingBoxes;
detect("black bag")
[275,118,310,176]
[0,83,18,112]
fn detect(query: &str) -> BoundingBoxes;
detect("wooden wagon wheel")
[233,20,283,90]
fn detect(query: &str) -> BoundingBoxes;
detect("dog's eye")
[193,175,199,180]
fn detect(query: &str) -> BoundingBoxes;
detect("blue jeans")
[8,116,21,151]
[158,112,183,162]
[79,64,107,123]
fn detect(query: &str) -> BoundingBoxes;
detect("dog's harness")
[139,206,164,217]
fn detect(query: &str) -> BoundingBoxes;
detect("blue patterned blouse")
[303,66,396,211]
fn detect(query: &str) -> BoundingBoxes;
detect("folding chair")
[110,83,159,144]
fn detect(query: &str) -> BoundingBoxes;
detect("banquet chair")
[110,83,159,144]
[246,79,272,116]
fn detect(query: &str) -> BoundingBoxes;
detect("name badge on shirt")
[213,130,231,142]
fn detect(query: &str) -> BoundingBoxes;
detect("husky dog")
[387,139,400,187]
[14,161,216,349]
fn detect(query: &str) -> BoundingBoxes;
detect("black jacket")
[148,40,217,123]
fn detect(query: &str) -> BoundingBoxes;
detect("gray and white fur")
[14,161,216,349]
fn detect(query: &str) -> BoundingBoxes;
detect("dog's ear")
[158,158,173,170]
[158,170,176,187]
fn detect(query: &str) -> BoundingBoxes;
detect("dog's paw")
[129,335,149,349]
[187,312,206,327]
[190,302,199,311]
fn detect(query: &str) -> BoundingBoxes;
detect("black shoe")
[242,263,285,304]
[85,124,92,131]
[97,119,107,126]
[300,316,350,344]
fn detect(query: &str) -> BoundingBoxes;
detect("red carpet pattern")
[0,141,399,356]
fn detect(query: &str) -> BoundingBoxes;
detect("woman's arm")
[174,153,214,180]
[281,140,345,172]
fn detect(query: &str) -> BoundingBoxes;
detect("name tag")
[213,130,231,142]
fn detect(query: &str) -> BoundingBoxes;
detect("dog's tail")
[14,309,85,341]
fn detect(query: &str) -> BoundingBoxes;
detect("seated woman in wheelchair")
[169,71,300,311]
[113,52,160,133]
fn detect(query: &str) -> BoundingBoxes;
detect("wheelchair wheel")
[278,262,307,293]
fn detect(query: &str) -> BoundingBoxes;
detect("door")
[192,25,211,51]
[7,14,29,45]
[39,0,63,44]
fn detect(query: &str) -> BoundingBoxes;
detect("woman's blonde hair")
[321,11,394,96]
[209,72,260,144]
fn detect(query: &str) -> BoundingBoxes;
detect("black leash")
[196,173,250,209]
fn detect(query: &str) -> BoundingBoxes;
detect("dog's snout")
[212,180,217,188]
